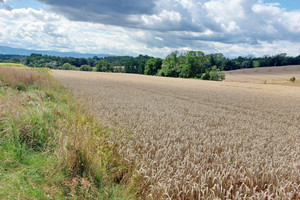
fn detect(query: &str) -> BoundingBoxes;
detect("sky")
[0,0,300,58]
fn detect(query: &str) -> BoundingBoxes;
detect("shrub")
[79,65,93,71]
[201,71,210,80]
[200,66,225,81]
[290,76,296,83]
[58,63,77,70]
[209,70,225,81]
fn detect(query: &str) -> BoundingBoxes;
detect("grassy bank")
[0,66,135,199]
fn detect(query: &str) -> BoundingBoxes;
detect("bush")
[79,65,93,71]
[58,63,77,70]
[201,71,210,80]
[290,76,296,83]
[200,66,225,81]
[209,70,225,81]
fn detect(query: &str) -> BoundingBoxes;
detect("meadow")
[53,70,300,199]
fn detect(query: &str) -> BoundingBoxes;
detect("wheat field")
[225,65,300,84]
[52,70,300,199]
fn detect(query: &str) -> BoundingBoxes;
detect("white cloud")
[0,0,300,58]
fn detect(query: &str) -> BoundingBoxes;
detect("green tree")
[145,58,163,75]
[9,57,22,63]
[95,60,113,72]
[79,65,93,71]
[59,63,77,70]
[159,51,182,77]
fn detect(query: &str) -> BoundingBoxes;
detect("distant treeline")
[0,54,25,63]
[1,52,300,80]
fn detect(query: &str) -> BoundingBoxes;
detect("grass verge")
[0,63,28,68]
[0,66,135,199]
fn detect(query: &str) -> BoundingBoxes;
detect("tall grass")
[0,67,134,199]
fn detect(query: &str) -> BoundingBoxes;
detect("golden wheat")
[53,70,300,199]
[225,65,300,84]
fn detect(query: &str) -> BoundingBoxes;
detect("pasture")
[53,70,300,199]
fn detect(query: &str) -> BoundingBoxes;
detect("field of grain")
[53,70,300,199]
[225,65,300,84]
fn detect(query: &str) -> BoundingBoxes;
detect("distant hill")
[0,46,111,58]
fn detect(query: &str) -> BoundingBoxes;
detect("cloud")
[37,0,156,28]
[1,0,300,58]
[0,0,12,10]
[35,0,300,43]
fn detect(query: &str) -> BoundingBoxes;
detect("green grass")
[0,67,135,199]
[0,63,28,67]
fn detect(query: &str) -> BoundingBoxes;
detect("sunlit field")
[225,65,300,84]
[53,70,300,199]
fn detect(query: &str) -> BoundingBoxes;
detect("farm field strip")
[225,65,300,84]
[53,70,300,199]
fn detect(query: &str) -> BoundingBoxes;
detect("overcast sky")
[0,0,300,57]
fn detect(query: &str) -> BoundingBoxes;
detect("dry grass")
[225,65,300,84]
[53,70,300,199]
[0,67,45,90]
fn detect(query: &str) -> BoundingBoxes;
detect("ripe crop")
[53,70,300,199]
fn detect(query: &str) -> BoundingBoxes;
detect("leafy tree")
[79,65,93,71]
[9,57,22,63]
[145,58,163,75]
[59,63,77,70]
[179,64,192,78]
[209,53,225,67]
[124,58,139,73]
[159,51,182,77]
[45,61,58,69]
[241,61,253,69]
[95,60,113,72]
[138,60,146,74]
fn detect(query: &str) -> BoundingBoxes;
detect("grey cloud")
[37,0,156,27]
[31,0,300,50]
[0,0,12,10]
[37,0,212,32]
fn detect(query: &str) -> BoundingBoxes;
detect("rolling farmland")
[225,65,300,84]
[53,70,300,199]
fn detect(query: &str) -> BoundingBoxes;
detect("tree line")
[1,52,300,81]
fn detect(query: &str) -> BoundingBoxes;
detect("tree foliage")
[79,65,93,71]
[145,58,163,75]
[96,60,113,72]
[19,52,300,82]
[59,63,77,70]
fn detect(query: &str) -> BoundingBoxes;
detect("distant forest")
[1,51,300,80]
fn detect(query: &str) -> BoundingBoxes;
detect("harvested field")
[52,70,300,199]
[225,65,300,84]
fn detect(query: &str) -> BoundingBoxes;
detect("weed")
[290,76,296,82]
